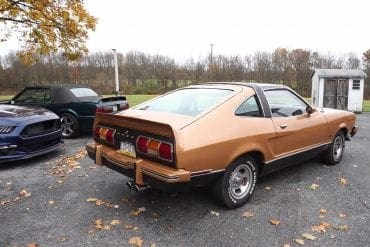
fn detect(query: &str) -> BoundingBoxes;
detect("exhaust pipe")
[127,180,150,192]
[127,181,135,190]
[134,184,150,192]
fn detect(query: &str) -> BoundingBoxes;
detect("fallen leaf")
[283,244,290,247]
[48,200,55,205]
[129,236,143,247]
[338,177,348,185]
[270,218,281,225]
[333,224,349,231]
[319,208,327,214]
[150,244,156,247]
[131,207,146,216]
[110,219,120,226]
[338,213,346,218]
[94,219,111,230]
[27,243,39,247]
[95,200,105,206]
[312,222,331,233]
[319,215,325,219]
[0,200,10,205]
[294,239,305,245]
[60,236,68,242]
[242,211,254,218]
[19,189,31,197]
[302,233,316,240]
[124,224,138,230]
[86,198,97,202]
[210,210,220,216]
[308,183,320,190]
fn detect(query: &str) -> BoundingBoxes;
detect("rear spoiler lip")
[95,112,175,138]
[98,96,127,103]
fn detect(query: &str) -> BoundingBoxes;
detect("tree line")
[0,47,369,98]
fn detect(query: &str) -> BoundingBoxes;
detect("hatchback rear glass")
[70,88,99,97]
[134,88,233,116]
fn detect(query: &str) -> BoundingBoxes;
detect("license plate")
[112,105,118,112]
[117,141,136,158]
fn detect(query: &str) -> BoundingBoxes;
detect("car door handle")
[280,124,288,129]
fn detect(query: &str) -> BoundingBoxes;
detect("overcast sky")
[1,0,370,60]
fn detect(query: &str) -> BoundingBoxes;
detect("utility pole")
[210,43,214,65]
[112,48,119,95]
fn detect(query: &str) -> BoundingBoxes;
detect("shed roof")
[312,69,367,79]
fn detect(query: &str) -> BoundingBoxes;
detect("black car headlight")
[0,126,15,134]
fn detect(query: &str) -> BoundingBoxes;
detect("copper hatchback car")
[86,83,357,208]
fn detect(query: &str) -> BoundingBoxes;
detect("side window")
[264,89,307,117]
[15,89,48,104]
[235,95,263,117]
[44,89,51,103]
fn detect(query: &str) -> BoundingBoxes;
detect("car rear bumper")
[86,142,222,190]
[350,126,358,137]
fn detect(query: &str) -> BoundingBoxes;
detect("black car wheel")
[60,113,79,138]
[212,155,258,209]
[322,131,345,165]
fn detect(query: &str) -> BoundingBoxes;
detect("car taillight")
[94,126,101,138]
[119,103,129,110]
[94,126,116,144]
[96,106,114,113]
[137,136,149,153]
[159,142,173,160]
[106,129,115,143]
[136,135,174,162]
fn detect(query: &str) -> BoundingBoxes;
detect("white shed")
[311,69,367,112]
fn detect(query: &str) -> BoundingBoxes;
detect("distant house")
[311,69,367,112]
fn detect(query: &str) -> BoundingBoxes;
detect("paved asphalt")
[0,114,369,247]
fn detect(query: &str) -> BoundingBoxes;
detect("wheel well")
[339,127,348,136]
[239,151,265,174]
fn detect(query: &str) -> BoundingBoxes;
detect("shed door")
[337,79,349,110]
[323,79,349,110]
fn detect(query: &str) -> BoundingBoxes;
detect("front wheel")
[212,156,258,209]
[322,131,345,165]
[60,113,79,139]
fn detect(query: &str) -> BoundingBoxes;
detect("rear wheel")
[212,156,258,209]
[60,113,79,139]
[322,131,345,165]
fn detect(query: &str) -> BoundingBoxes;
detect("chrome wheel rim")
[333,135,344,162]
[229,164,253,200]
[61,116,75,137]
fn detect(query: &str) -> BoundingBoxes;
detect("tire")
[322,131,345,165]
[60,113,79,139]
[212,156,258,209]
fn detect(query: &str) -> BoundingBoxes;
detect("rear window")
[134,88,233,116]
[70,88,99,97]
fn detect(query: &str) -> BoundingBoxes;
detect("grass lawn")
[0,95,12,101]
[125,95,157,106]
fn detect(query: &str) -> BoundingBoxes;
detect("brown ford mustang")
[86,83,357,208]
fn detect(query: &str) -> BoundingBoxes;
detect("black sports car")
[0,104,63,163]
[8,85,129,138]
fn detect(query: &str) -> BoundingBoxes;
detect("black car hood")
[0,104,58,126]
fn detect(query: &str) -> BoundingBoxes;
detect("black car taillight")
[95,106,114,113]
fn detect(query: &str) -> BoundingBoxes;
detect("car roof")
[200,82,289,91]
[23,84,91,89]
